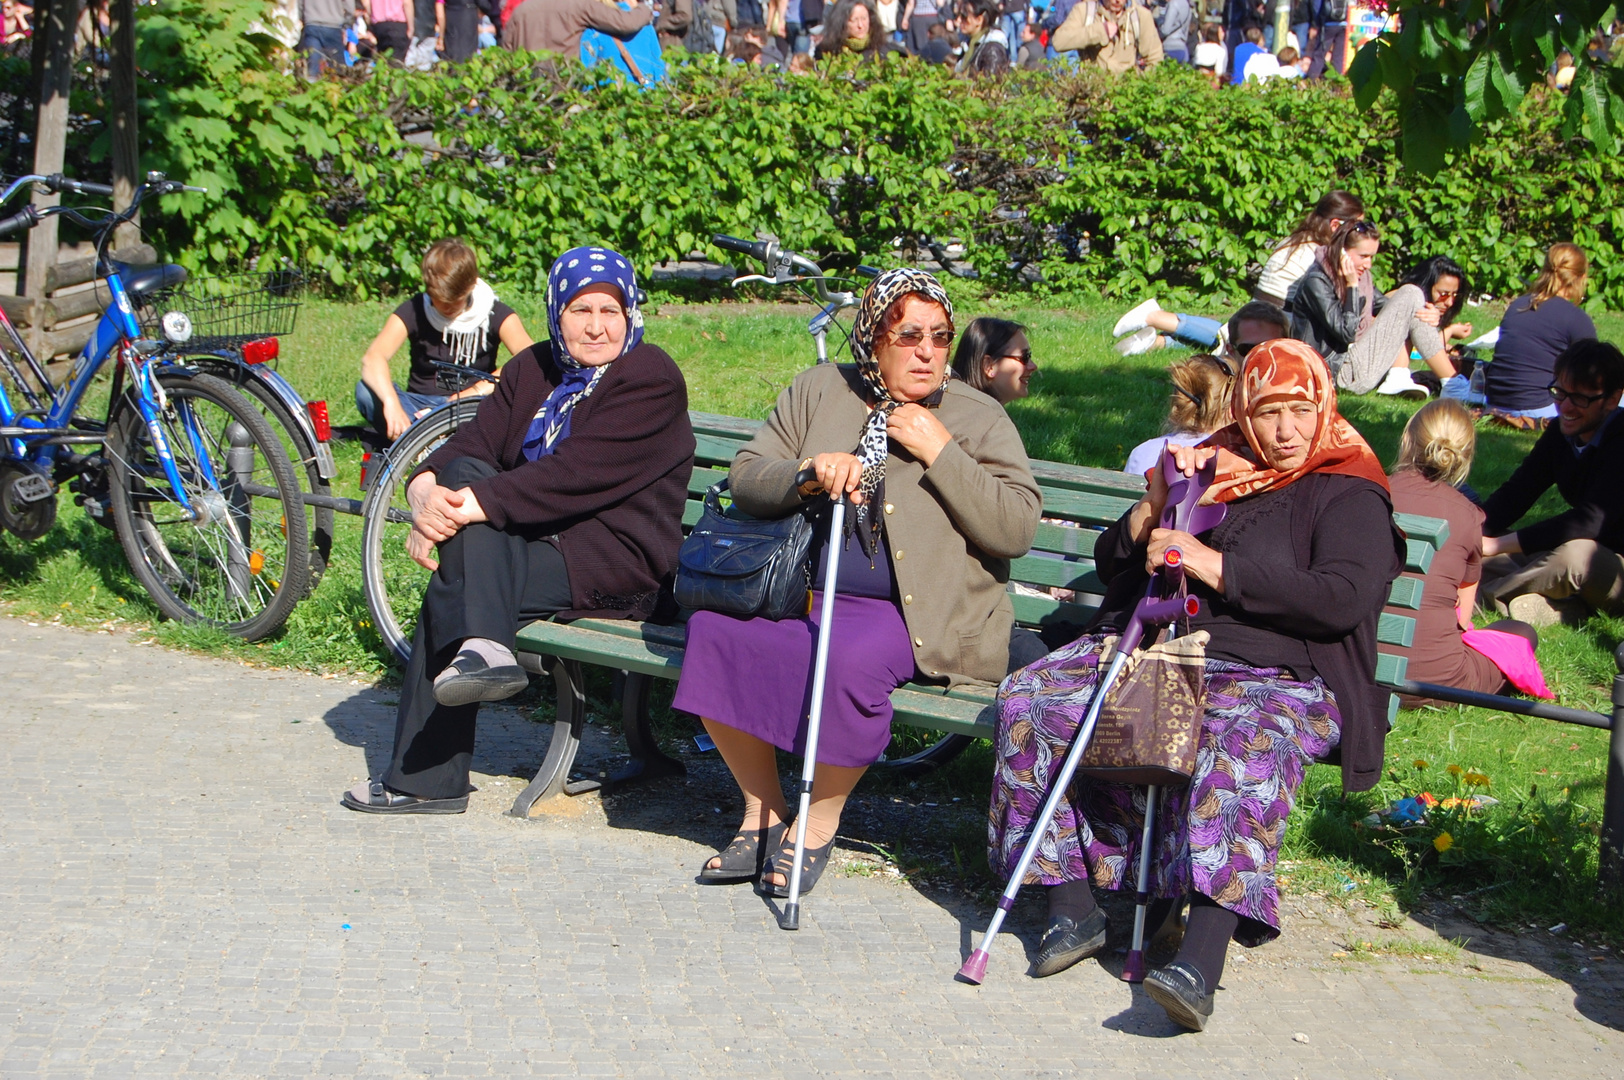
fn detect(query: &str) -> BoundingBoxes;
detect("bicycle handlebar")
[712,233,773,263]
[0,205,39,238]
[46,173,115,198]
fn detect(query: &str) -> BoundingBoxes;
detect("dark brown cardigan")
[1094,472,1404,793]
[415,341,696,621]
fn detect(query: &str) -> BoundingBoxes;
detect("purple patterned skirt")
[672,594,917,769]
[987,633,1341,945]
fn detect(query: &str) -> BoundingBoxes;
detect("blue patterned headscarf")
[522,246,645,460]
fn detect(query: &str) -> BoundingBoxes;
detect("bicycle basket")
[134,267,305,349]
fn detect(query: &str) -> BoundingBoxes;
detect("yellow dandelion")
[1413,759,1428,769]
[1464,771,1490,787]
[1433,832,1454,853]
[1446,764,1463,777]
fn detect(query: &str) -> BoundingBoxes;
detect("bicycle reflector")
[359,451,372,490]
[305,400,331,443]
[241,337,279,365]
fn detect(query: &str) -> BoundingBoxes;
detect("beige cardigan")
[731,364,1041,688]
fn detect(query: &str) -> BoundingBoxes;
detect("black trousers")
[373,19,410,61]
[384,457,573,799]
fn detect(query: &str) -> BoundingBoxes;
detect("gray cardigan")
[731,364,1041,687]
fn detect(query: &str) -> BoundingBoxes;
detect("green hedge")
[116,0,1621,308]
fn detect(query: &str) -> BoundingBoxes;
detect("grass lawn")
[3,284,1622,946]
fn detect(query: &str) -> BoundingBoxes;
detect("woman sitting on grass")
[1384,400,1547,704]
[355,239,533,442]
[989,339,1403,1031]
[1483,243,1597,430]
[1110,190,1363,356]
[1289,220,1447,399]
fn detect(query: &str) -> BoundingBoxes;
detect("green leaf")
[1349,41,1385,109]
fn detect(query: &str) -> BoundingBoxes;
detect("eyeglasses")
[1348,221,1379,236]
[1548,383,1610,407]
[997,350,1033,366]
[889,328,955,350]
[1431,288,1459,302]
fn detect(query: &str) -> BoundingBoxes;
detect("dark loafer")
[432,652,528,707]
[1032,908,1109,977]
[1144,960,1216,1032]
[341,779,468,815]
[699,820,789,884]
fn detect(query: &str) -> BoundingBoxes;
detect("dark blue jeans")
[301,24,346,78]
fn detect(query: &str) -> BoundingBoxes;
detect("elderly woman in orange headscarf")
[987,340,1403,1031]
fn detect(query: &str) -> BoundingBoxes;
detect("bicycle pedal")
[10,473,53,503]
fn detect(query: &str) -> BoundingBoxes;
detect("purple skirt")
[672,593,916,768]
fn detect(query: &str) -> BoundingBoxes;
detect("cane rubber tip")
[779,904,800,931]
[957,951,989,985]
[1121,950,1147,983]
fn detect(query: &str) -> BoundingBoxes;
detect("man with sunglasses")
[1479,339,1624,626]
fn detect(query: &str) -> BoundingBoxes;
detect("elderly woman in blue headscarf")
[673,268,1041,901]
[344,246,696,815]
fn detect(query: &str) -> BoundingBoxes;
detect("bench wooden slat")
[1009,554,1102,591]
[1394,512,1450,549]
[1375,652,1408,687]
[1387,576,1424,610]
[1404,538,1437,575]
[1377,612,1416,648]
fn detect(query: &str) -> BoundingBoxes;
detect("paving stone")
[0,619,1620,1076]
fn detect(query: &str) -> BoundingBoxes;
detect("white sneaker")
[1114,326,1161,356]
[1112,298,1162,339]
[1376,367,1429,399]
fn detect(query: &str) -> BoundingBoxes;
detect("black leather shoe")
[1032,908,1109,977]
[432,651,528,707]
[1144,960,1215,1031]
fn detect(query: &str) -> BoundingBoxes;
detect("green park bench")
[501,409,1451,822]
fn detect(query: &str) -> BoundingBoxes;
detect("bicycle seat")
[114,261,187,300]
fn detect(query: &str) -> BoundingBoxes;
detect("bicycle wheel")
[184,357,334,592]
[105,370,310,641]
[360,400,482,666]
[875,733,975,778]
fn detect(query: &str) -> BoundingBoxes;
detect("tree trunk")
[110,0,140,252]
[23,0,83,356]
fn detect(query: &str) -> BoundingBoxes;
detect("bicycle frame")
[0,258,205,514]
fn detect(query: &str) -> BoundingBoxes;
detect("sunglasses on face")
[889,328,955,350]
[998,350,1033,366]
[1548,384,1610,407]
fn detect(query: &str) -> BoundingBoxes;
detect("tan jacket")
[731,364,1041,687]
[501,0,651,56]
[1052,0,1163,73]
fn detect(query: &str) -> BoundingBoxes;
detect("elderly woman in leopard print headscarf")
[672,268,1042,907]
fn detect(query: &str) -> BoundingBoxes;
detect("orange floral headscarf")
[1205,338,1389,504]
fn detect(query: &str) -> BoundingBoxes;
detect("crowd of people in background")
[291,0,1624,80]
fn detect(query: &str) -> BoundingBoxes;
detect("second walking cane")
[779,490,850,931]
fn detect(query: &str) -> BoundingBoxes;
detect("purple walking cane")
[958,448,1226,985]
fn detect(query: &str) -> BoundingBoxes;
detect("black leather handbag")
[674,480,816,621]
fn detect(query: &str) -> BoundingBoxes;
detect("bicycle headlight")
[160,310,193,344]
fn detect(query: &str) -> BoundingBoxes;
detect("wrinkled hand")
[407,527,439,571]
[1147,527,1223,590]
[803,452,866,505]
[886,404,953,467]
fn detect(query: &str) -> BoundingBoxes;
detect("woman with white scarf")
[356,238,533,442]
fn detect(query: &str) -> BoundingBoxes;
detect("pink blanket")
[1462,628,1554,699]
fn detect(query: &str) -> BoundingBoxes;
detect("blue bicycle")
[0,172,310,640]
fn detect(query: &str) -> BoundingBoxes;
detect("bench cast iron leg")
[608,671,686,787]
[508,656,588,817]
[1604,643,1624,892]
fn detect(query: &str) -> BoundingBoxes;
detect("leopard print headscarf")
[847,268,954,558]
